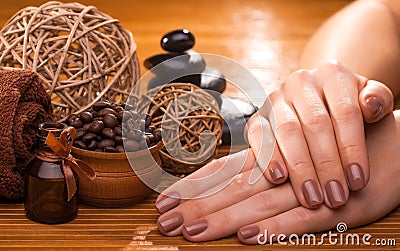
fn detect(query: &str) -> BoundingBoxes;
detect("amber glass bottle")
[24,122,78,224]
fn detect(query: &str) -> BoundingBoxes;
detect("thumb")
[359,79,394,123]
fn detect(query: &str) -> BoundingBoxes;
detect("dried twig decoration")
[0,1,140,121]
[137,83,223,174]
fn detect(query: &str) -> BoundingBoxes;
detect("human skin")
[256,0,400,210]
[155,0,400,243]
[155,110,400,243]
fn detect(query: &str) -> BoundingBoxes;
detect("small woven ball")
[137,83,223,174]
[0,1,140,121]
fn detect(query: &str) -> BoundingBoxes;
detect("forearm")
[300,0,400,97]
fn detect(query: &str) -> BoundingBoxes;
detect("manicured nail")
[155,192,181,214]
[366,96,383,120]
[158,212,183,233]
[268,161,284,182]
[346,164,365,191]
[238,225,260,240]
[184,219,208,236]
[326,180,346,208]
[302,180,323,208]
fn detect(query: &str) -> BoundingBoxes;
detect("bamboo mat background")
[0,193,398,250]
[0,0,399,250]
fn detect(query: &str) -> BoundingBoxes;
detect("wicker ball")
[137,83,223,175]
[0,1,140,121]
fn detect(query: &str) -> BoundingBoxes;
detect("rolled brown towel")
[0,69,53,200]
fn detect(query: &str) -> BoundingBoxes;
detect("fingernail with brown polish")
[158,212,183,233]
[302,180,323,208]
[326,180,346,208]
[269,161,284,182]
[366,96,383,120]
[184,219,208,236]
[346,164,365,191]
[155,192,181,214]
[238,225,260,240]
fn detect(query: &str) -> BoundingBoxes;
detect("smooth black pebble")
[144,53,183,70]
[219,96,257,146]
[200,67,226,93]
[161,29,195,52]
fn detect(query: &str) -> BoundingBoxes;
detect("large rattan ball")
[137,83,223,175]
[0,1,140,121]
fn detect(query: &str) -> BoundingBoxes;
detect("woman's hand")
[155,110,400,243]
[248,61,393,209]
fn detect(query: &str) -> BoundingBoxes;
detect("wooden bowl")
[71,141,163,207]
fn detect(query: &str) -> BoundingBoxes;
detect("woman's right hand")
[247,61,394,209]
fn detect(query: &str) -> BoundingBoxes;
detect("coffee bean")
[153,128,162,142]
[98,108,117,117]
[87,140,97,150]
[88,120,104,134]
[200,67,226,93]
[103,113,118,128]
[93,101,113,111]
[104,146,118,153]
[113,106,124,113]
[145,133,155,145]
[83,123,91,132]
[69,118,83,129]
[95,149,103,152]
[75,128,85,140]
[116,145,125,153]
[118,111,131,122]
[97,139,115,149]
[125,140,140,152]
[82,133,97,143]
[126,129,143,141]
[102,127,115,139]
[66,114,78,125]
[145,114,152,127]
[96,135,103,141]
[161,29,195,52]
[73,140,87,150]
[114,126,122,136]
[79,111,93,123]
[115,136,123,145]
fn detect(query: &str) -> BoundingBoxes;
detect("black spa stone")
[145,51,205,87]
[219,96,257,146]
[161,29,195,52]
[200,67,226,93]
[144,52,183,70]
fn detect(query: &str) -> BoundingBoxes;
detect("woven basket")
[0,1,140,121]
[137,83,223,175]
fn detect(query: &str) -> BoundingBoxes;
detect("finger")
[237,205,336,244]
[270,74,323,209]
[157,167,273,236]
[246,113,287,184]
[155,149,256,213]
[290,76,349,208]
[359,79,394,123]
[181,183,299,242]
[316,62,369,191]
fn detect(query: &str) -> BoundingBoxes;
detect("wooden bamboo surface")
[0,0,399,250]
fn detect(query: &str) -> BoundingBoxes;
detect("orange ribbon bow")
[37,127,96,201]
